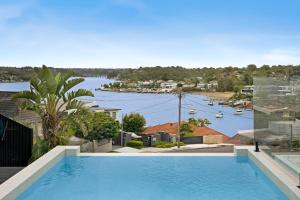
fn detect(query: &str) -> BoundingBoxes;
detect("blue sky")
[0,0,300,68]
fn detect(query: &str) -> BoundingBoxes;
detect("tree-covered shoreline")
[1,65,299,92]
[0,66,117,83]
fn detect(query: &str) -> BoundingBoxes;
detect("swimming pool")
[16,156,288,200]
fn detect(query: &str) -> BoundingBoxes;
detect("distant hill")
[1,65,299,92]
[0,66,119,82]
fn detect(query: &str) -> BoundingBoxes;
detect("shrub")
[127,140,144,149]
[154,141,184,148]
[293,141,300,148]
[30,137,50,163]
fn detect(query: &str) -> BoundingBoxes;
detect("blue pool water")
[17,156,287,200]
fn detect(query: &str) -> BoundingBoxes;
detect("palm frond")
[67,89,94,101]
[62,78,85,94]
[12,91,41,103]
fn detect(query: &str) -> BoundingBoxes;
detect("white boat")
[189,109,197,115]
[216,111,224,118]
[208,100,214,106]
[234,109,244,115]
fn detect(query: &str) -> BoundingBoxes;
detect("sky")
[0,0,300,68]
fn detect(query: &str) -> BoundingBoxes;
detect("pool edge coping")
[1,145,299,200]
[235,146,300,200]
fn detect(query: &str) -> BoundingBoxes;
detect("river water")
[0,77,253,137]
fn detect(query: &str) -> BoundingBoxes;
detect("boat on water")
[218,101,224,105]
[234,109,244,115]
[189,109,197,115]
[216,111,224,118]
[208,100,214,106]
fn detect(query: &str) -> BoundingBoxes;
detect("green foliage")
[30,136,50,163]
[188,118,198,126]
[85,112,120,141]
[188,118,211,127]
[123,113,146,133]
[198,118,211,127]
[13,65,94,147]
[180,122,192,135]
[154,141,184,148]
[292,141,300,148]
[0,66,117,82]
[232,92,252,101]
[295,112,300,119]
[126,140,144,149]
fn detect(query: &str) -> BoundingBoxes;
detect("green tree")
[188,118,198,126]
[123,113,146,133]
[13,65,94,148]
[180,122,192,135]
[198,118,211,127]
[85,112,120,141]
[247,64,257,72]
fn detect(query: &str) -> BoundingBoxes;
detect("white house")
[160,80,177,92]
[83,101,121,120]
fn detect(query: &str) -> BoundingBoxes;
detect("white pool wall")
[0,146,80,200]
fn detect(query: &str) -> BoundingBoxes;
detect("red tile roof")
[143,122,230,141]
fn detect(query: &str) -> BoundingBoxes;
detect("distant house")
[143,122,229,144]
[137,80,154,89]
[229,130,254,145]
[196,82,206,90]
[82,101,121,120]
[207,80,218,90]
[196,80,218,91]
[160,80,177,92]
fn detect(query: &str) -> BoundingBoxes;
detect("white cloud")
[262,49,300,64]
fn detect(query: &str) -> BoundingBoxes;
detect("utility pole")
[121,113,124,147]
[177,89,182,148]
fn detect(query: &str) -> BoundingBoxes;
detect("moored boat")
[189,109,197,115]
[216,111,224,118]
[234,109,244,115]
[208,100,214,106]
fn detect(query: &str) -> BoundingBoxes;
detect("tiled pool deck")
[0,146,300,200]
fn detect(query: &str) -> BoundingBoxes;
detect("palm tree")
[13,65,94,148]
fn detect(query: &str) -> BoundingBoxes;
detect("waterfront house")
[160,80,177,92]
[82,101,121,120]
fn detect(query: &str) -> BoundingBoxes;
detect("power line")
[129,98,176,113]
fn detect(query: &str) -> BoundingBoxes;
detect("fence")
[0,114,33,166]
